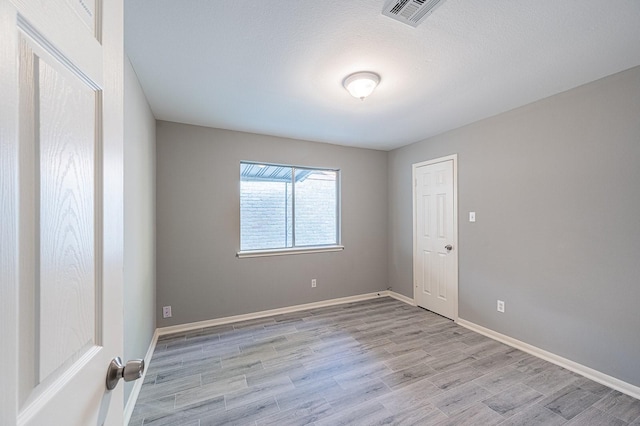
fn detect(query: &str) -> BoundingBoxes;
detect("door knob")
[445,244,453,251]
[106,357,145,390]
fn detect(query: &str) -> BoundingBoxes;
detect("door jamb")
[412,154,459,321]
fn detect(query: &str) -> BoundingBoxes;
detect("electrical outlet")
[163,305,172,318]
[497,300,505,313]
[311,279,317,288]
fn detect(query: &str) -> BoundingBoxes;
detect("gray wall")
[156,122,388,326]
[388,65,640,387]
[123,57,156,403]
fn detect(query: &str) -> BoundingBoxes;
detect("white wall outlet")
[469,212,476,222]
[311,279,317,288]
[162,305,172,318]
[497,300,505,313]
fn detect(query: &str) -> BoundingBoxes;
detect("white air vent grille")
[382,0,446,27]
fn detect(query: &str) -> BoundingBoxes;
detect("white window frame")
[237,161,343,258]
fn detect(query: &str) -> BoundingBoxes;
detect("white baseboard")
[457,318,640,400]
[157,292,389,336]
[123,328,159,425]
[387,290,415,306]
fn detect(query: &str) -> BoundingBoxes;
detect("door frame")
[412,154,459,321]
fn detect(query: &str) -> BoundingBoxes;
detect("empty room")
[2,0,640,425]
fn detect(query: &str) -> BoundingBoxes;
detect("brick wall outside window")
[240,176,337,250]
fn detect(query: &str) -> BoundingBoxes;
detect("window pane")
[240,164,293,250]
[294,169,337,246]
[240,162,339,252]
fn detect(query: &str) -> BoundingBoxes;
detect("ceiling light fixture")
[343,71,380,100]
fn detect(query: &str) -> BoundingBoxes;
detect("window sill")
[237,245,344,259]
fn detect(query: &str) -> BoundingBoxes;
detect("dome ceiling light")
[343,71,380,100]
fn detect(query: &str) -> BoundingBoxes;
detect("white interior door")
[413,156,458,320]
[0,0,124,424]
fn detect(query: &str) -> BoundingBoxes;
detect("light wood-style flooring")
[129,297,640,425]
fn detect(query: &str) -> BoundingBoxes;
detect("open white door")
[413,155,458,320]
[0,0,124,424]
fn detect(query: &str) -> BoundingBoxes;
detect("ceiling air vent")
[382,0,447,27]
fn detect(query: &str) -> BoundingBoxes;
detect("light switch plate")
[469,212,476,222]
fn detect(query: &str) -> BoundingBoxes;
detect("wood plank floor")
[129,297,640,425]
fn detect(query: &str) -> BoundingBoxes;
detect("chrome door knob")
[445,244,453,251]
[106,357,145,390]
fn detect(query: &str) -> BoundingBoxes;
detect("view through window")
[240,162,339,251]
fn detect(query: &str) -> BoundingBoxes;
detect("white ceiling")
[125,0,640,151]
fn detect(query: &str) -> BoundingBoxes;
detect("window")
[239,162,341,256]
